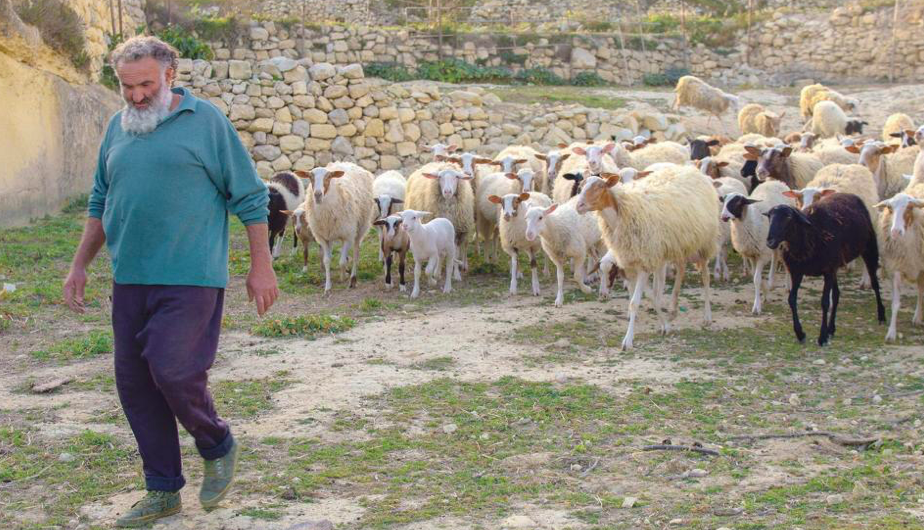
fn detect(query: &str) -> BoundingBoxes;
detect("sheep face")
[851,142,897,175]
[447,153,493,180]
[783,188,835,210]
[494,155,527,174]
[536,151,570,188]
[489,193,531,222]
[752,146,792,182]
[915,125,924,146]
[720,193,760,222]
[688,138,721,160]
[427,142,459,161]
[374,194,403,220]
[514,169,536,192]
[373,215,403,242]
[875,194,924,239]
[575,175,619,215]
[524,204,558,242]
[398,209,430,235]
[765,204,811,250]
[423,169,472,199]
[695,157,728,180]
[307,168,345,204]
[845,119,868,135]
[573,143,616,174]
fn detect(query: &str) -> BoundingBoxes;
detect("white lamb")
[809,101,866,139]
[576,165,719,350]
[534,148,572,196]
[799,84,859,122]
[738,104,783,138]
[711,177,748,282]
[524,197,604,307]
[492,191,553,295]
[875,184,924,341]
[474,169,537,262]
[721,181,794,314]
[373,170,407,261]
[425,143,458,161]
[405,164,476,274]
[304,162,376,292]
[399,209,457,299]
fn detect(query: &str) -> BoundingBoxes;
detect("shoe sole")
[200,443,240,510]
[115,503,181,528]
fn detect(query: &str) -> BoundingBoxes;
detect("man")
[62,36,278,527]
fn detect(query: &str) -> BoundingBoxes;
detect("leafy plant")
[572,71,606,87]
[499,50,528,65]
[514,67,565,86]
[99,32,127,92]
[364,62,415,82]
[14,0,90,70]
[155,24,214,60]
[252,314,356,338]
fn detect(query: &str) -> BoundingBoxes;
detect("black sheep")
[688,137,721,160]
[766,193,886,346]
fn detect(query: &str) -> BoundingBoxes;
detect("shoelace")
[207,458,225,478]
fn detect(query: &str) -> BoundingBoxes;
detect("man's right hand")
[63,267,88,313]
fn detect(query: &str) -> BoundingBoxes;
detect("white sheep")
[534,148,572,196]
[494,145,547,192]
[524,197,604,307]
[606,141,690,171]
[810,101,849,138]
[304,162,376,292]
[551,168,590,205]
[491,191,553,295]
[576,165,719,350]
[425,143,458,161]
[738,104,783,138]
[372,215,410,291]
[399,209,457,298]
[673,75,740,132]
[799,84,859,122]
[405,163,476,274]
[373,170,407,261]
[474,169,536,262]
[567,143,620,175]
[849,140,921,199]
[721,181,795,314]
[711,177,748,282]
[874,184,924,341]
[883,113,915,144]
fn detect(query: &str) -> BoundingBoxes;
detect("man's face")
[116,57,174,110]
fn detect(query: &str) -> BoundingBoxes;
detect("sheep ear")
[780,147,793,157]
[392,198,404,204]
[782,191,800,199]
[475,157,494,164]
[572,146,587,156]
[743,145,762,156]
[603,142,616,153]
[885,145,899,154]
[373,219,388,226]
[518,192,530,201]
[874,200,890,211]
[293,170,310,178]
[535,153,547,161]
[280,209,294,216]
[890,132,904,138]
[636,171,652,180]
[599,172,618,179]
[605,175,620,188]
[434,154,447,161]
[505,173,519,180]
[845,145,861,154]
[712,181,723,189]
[819,189,837,198]
[558,143,569,149]
[328,171,345,179]
[515,158,527,165]
[488,195,502,204]
[743,152,759,161]
[706,139,720,146]
[742,198,762,205]
[544,204,559,215]
[560,153,571,161]
[717,161,729,167]
[423,173,440,180]
[447,144,459,152]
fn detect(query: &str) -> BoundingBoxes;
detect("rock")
[448,90,482,105]
[253,144,282,161]
[385,121,404,143]
[813,358,826,365]
[309,63,337,81]
[249,118,275,133]
[250,27,269,41]
[380,155,401,170]
[302,109,328,124]
[641,113,668,131]
[324,85,349,99]
[331,137,354,156]
[228,60,252,80]
[311,124,338,139]
[788,393,801,406]
[328,108,350,126]
[571,48,597,69]
[265,56,297,72]
[668,519,683,526]
[872,395,883,404]
[365,119,385,138]
[339,64,364,79]
[396,142,417,157]
[622,497,637,508]
[442,423,458,434]
[826,493,844,505]
[687,468,708,478]
[31,377,74,394]
[279,135,305,153]
[285,521,334,530]
[58,452,76,462]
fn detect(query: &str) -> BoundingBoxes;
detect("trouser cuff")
[145,474,186,492]
[198,429,234,460]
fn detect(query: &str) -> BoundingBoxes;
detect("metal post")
[109,0,117,36]
[634,0,646,54]
[117,0,123,35]
[746,0,753,66]
[888,0,900,82]
[680,0,689,70]
[437,0,443,60]
[300,0,307,58]
[615,15,632,85]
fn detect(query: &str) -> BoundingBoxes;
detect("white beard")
[120,83,173,135]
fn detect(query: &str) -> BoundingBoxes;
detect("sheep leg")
[457,234,469,274]
[767,252,777,291]
[859,264,872,290]
[411,260,422,299]
[271,231,284,259]
[623,271,648,351]
[698,257,712,325]
[668,261,686,321]
[338,242,351,282]
[349,234,361,288]
[529,249,541,296]
[713,244,723,282]
[574,256,592,295]
[543,254,550,277]
[599,267,610,300]
[829,273,841,337]
[320,240,333,293]
[752,257,767,315]
[377,228,385,263]
[818,272,834,347]
[509,251,519,295]
[788,272,806,344]
[862,240,886,325]
[384,252,393,289]
[652,265,668,335]
[427,257,439,286]
[443,245,455,294]
[886,272,902,342]
[554,259,566,308]
[914,278,924,326]
[302,241,310,274]
[398,249,407,292]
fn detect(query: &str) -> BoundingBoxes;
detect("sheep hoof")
[621,338,633,351]
[533,288,541,296]
[301,266,308,273]
[399,284,407,292]
[410,290,420,299]
[385,282,393,290]
[349,276,357,288]
[885,330,897,342]
[442,287,452,294]
[554,298,563,308]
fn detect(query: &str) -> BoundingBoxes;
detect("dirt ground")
[2,83,924,530]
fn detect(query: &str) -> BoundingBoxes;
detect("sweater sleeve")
[87,121,112,219]
[212,111,269,226]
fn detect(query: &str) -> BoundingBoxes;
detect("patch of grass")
[237,507,284,520]
[211,372,293,418]
[488,86,627,109]
[410,356,456,371]
[31,329,113,362]
[14,0,90,69]
[251,313,356,338]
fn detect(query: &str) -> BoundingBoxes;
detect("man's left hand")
[247,264,279,316]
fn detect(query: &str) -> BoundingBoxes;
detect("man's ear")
[164,66,176,86]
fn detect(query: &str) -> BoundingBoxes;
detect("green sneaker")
[115,490,181,528]
[199,439,240,509]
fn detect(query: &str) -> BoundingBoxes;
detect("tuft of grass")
[31,329,113,363]
[251,313,356,338]
[488,86,627,109]
[211,372,293,418]
[237,507,284,520]
[410,356,456,371]
[14,0,90,69]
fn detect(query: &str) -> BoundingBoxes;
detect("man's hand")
[244,223,279,315]
[63,267,88,313]
[246,264,279,316]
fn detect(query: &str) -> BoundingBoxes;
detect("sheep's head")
[446,152,493,180]
[573,143,616,174]
[720,193,760,222]
[427,143,459,161]
[688,137,721,161]
[493,155,528,174]
[875,194,924,239]
[604,168,651,184]
[575,175,619,214]
[423,168,472,199]
[398,209,430,234]
[304,168,344,204]
[915,125,924,146]
[535,150,570,188]
[848,141,898,174]
[695,156,729,180]
[489,192,531,222]
[845,118,868,135]
[374,194,403,220]
[747,145,790,182]
[889,129,916,148]
[561,171,587,199]
[510,168,537,192]
[524,203,558,242]
[373,215,404,242]
[765,204,811,250]
[783,188,835,210]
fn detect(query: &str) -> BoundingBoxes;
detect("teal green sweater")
[88,87,268,288]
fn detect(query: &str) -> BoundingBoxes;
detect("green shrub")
[645,13,682,34]
[252,314,356,338]
[572,71,606,87]
[499,50,528,65]
[99,32,126,92]
[14,0,89,70]
[643,67,689,87]
[155,25,214,60]
[365,62,415,82]
[415,58,512,84]
[192,15,243,42]
[513,67,565,86]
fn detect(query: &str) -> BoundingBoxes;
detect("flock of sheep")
[261,75,924,350]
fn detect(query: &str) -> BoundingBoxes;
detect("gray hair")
[110,36,180,73]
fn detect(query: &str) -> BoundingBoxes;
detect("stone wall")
[71,0,146,78]
[174,57,684,178]
[255,0,375,24]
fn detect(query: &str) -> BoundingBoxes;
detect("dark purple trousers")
[112,283,234,492]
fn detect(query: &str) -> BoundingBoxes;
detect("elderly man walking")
[63,36,278,527]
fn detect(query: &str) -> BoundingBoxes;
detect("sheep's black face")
[740,159,757,179]
[689,139,710,160]
[845,120,868,135]
[766,205,809,250]
[562,173,584,197]
[721,195,757,222]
